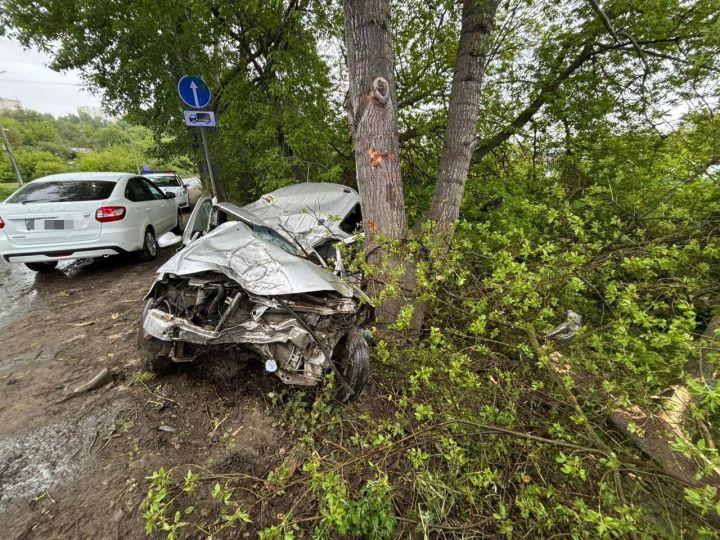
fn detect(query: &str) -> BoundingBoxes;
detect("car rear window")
[6,180,116,204]
[147,175,179,187]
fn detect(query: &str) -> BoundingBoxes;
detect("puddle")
[0,403,120,514]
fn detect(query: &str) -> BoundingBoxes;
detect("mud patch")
[0,344,54,375]
[0,248,296,537]
[0,402,121,514]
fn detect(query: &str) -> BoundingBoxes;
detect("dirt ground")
[0,250,294,538]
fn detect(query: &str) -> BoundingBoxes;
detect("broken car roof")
[241,183,360,248]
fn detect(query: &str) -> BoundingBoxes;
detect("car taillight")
[0,216,4,229]
[96,206,126,223]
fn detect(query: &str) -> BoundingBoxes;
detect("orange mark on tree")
[367,147,396,169]
[367,220,378,234]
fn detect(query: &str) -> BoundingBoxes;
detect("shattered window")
[252,224,299,256]
[190,200,212,237]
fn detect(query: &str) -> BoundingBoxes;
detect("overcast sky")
[0,38,104,117]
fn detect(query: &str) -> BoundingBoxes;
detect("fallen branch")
[607,315,720,487]
[527,314,720,523]
[56,367,113,404]
[142,382,183,408]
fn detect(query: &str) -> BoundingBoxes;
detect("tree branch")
[472,42,595,164]
[470,31,712,166]
[586,0,650,81]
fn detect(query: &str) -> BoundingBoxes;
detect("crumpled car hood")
[157,221,354,297]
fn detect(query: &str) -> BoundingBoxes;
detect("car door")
[182,196,213,245]
[124,177,157,240]
[141,177,174,233]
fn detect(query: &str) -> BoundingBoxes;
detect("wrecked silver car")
[137,184,369,402]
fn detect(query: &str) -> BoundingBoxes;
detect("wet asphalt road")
[0,255,165,327]
[0,259,41,326]
[0,258,110,326]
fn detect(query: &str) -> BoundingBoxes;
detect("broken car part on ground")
[138,183,371,402]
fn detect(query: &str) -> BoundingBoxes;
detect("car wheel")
[138,228,158,262]
[172,210,184,234]
[331,327,370,403]
[137,298,174,374]
[25,261,58,273]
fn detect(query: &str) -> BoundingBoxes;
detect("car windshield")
[252,224,300,257]
[5,180,116,204]
[147,175,179,187]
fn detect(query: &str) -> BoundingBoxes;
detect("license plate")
[44,219,71,230]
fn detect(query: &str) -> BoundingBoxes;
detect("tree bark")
[345,0,408,323]
[424,0,500,238]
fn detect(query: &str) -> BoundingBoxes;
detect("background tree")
[1,0,346,202]
[0,109,190,186]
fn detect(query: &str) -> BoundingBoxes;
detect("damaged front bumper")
[141,274,364,386]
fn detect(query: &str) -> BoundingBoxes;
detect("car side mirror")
[165,192,176,199]
[158,231,182,248]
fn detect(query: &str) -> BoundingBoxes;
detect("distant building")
[77,106,106,119]
[0,98,22,112]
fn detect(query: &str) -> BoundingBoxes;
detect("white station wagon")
[0,172,182,272]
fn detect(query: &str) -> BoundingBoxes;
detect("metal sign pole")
[199,126,217,199]
[178,76,216,199]
[1,126,23,187]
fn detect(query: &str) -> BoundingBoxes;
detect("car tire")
[138,227,158,262]
[25,261,58,273]
[137,299,174,374]
[172,210,184,234]
[332,327,370,403]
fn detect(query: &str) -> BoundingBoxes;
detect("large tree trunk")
[344,0,498,327]
[403,0,498,331]
[424,0,500,238]
[345,0,408,323]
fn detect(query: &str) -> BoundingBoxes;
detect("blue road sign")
[177,75,211,109]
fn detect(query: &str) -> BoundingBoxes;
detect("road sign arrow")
[178,76,211,109]
[189,81,199,107]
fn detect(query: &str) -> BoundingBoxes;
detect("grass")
[0,182,19,201]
